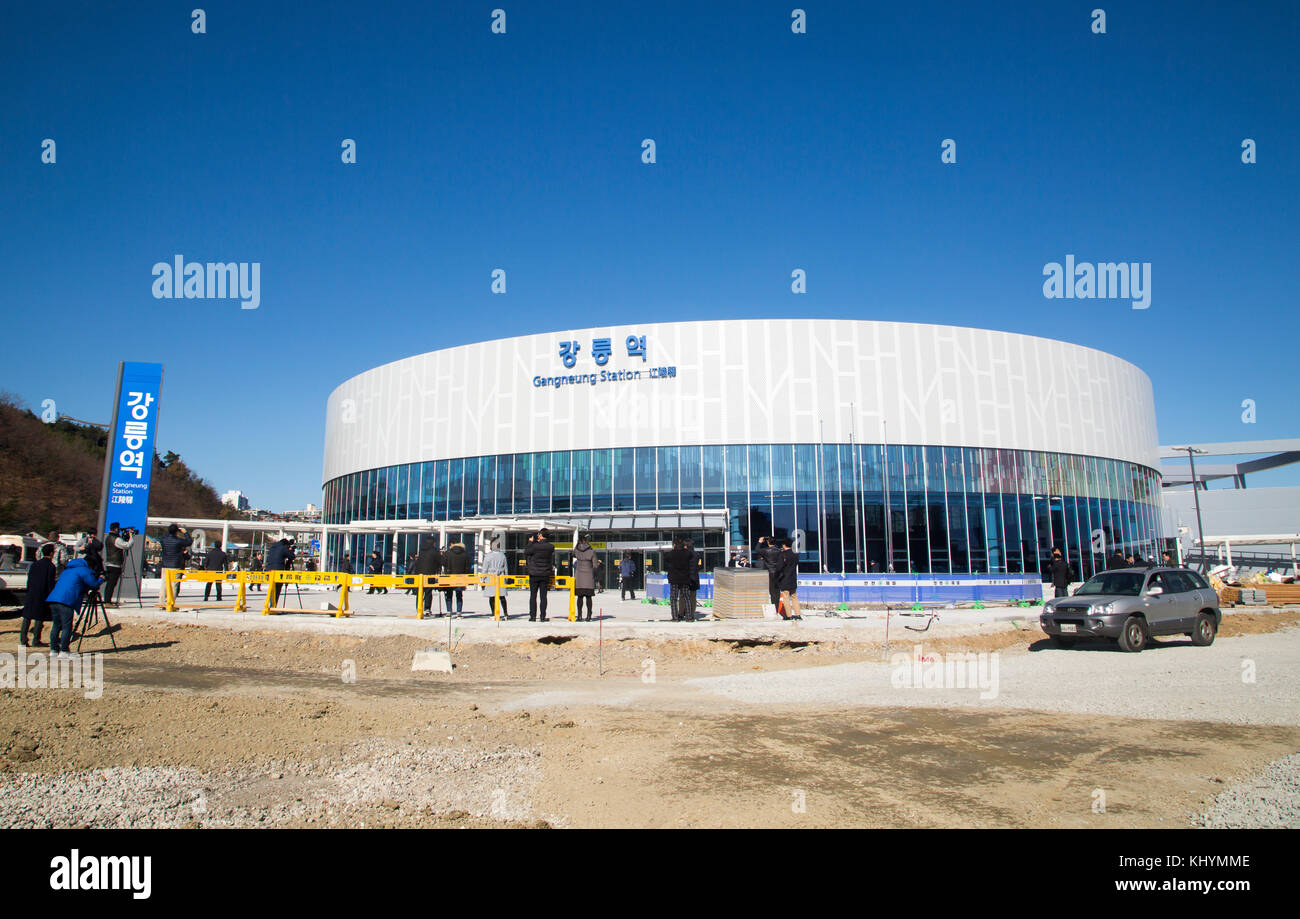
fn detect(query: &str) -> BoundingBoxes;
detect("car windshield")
[1076,571,1145,596]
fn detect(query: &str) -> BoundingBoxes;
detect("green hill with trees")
[0,392,245,534]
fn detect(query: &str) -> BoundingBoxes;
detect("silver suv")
[1039,567,1221,652]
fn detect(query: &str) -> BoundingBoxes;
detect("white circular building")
[322,319,1162,582]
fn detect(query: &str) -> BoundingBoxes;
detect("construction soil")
[1,612,1297,828]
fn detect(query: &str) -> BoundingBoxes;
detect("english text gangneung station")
[321,320,1162,586]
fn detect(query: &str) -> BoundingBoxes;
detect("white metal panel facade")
[322,320,1159,483]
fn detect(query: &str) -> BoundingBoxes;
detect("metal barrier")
[645,572,1043,605]
[160,569,577,620]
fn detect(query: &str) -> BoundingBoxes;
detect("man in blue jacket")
[46,556,104,658]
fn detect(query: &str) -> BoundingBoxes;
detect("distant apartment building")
[221,490,251,511]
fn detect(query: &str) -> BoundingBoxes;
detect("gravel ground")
[1193,752,1300,828]
[0,738,545,828]
[686,630,1300,726]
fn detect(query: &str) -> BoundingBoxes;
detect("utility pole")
[1176,446,1209,573]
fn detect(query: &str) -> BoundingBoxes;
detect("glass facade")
[323,444,1161,578]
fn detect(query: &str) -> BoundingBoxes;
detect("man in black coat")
[774,538,801,619]
[203,540,228,602]
[665,537,695,622]
[764,537,783,608]
[20,544,57,646]
[441,542,471,615]
[524,530,555,621]
[158,523,193,598]
[1107,550,1127,571]
[412,537,442,614]
[266,538,293,606]
[1047,548,1073,598]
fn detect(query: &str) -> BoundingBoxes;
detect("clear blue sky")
[2,1,1296,510]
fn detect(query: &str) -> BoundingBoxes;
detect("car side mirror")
[1146,585,1163,596]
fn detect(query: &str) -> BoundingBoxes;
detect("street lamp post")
[1176,446,1209,573]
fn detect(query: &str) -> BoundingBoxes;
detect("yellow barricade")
[160,569,578,621]
[162,569,263,613]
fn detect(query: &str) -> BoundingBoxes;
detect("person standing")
[685,537,701,621]
[619,551,637,600]
[759,537,781,609]
[19,544,57,647]
[266,538,293,607]
[248,553,264,591]
[775,538,801,620]
[102,523,133,606]
[594,556,605,593]
[158,523,193,598]
[482,539,509,619]
[339,553,353,574]
[1047,548,1073,598]
[43,532,68,573]
[412,537,442,616]
[572,535,597,622]
[366,549,387,594]
[665,537,693,622]
[1160,550,1176,568]
[1107,549,1127,571]
[45,555,104,659]
[525,529,555,621]
[441,541,471,615]
[203,539,228,602]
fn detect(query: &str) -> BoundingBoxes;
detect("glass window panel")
[464,457,479,517]
[657,446,679,509]
[635,447,656,510]
[794,444,818,492]
[613,448,635,511]
[532,452,551,514]
[702,446,724,509]
[478,456,494,516]
[495,455,512,514]
[592,449,612,511]
[448,459,464,520]
[680,445,702,509]
[571,450,591,513]
[747,445,771,493]
[434,461,448,520]
[552,451,571,514]
[513,453,531,514]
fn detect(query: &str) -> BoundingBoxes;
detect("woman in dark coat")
[572,537,596,622]
[20,546,58,646]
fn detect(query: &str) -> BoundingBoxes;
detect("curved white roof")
[322,319,1159,482]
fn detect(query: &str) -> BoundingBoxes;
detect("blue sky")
[2,1,1296,509]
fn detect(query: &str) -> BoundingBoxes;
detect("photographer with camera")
[46,551,104,660]
[158,523,193,598]
[102,522,134,606]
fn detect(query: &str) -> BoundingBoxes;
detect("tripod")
[74,588,119,653]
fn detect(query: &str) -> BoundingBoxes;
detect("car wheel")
[1117,615,1147,653]
[1051,635,1076,648]
[1191,612,1217,646]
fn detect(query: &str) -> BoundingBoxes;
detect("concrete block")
[412,648,453,672]
[320,602,337,611]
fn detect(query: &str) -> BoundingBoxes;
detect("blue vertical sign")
[102,362,164,533]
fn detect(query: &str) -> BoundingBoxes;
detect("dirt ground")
[1,612,1297,828]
